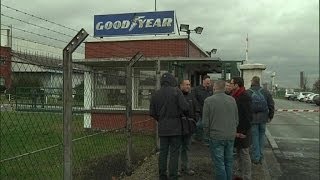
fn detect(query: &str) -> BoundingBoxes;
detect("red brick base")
[91,112,156,133]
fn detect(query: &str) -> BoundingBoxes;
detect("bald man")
[202,80,239,180]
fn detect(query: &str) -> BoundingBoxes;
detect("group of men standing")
[150,73,274,180]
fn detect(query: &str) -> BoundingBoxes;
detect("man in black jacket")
[150,73,189,180]
[193,75,213,142]
[179,79,200,176]
[231,77,253,180]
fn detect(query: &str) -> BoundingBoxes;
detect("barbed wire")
[1,32,64,50]
[1,13,74,38]
[12,43,65,57]
[1,4,143,55]
[1,14,136,58]
[1,23,69,44]
[1,3,78,32]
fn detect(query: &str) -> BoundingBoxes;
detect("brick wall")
[92,112,156,133]
[0,46,12,89]
[85,39,207,58]
[86,38,207,130]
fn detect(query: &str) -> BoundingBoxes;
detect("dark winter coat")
[149,73,189,136]
[233,90,253,149]
[247,85,275,124]
[193,85,213,116]
[181,91,200,135]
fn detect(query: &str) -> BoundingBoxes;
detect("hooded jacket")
[149,73,189,136]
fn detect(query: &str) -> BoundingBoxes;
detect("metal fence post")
[63,29,88,180]
[125,52,143,175]
[155,60,161,151]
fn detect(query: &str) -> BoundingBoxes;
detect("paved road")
[267,99,319,180]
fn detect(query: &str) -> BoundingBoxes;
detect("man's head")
[180,80,191,93]
[251,76,260,86]
[202,75,211,88]
[213,80,225,92]
[160,73,177,87]
[230,77,244,92]
[225,80,233,94]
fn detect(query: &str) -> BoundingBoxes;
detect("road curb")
[265,128,279,149]
[264,127,283,179]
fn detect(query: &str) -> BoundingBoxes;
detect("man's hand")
[267,118,272,123]
[236,133,246,138]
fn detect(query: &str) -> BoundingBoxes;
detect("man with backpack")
[248,76,275,165]
[230,77,253,180]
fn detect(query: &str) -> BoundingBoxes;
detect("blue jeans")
[251,123,266,162]
[209,139,234,180]
[159,136,181,180]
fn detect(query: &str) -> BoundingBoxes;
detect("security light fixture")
[206,48,218,57]
[179,24,190,32]
[210,48,217,54]
[194,27,203,34]
[179,24,204,57]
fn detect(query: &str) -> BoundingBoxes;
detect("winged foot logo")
[95,16,173,32]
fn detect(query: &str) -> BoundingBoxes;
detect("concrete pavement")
[266,99,319,179]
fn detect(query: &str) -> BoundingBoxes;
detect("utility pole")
[0,1,2,46]
[245,33,248,64]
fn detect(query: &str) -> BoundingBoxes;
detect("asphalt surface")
[267,99,319,180]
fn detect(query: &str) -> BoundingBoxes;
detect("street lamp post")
[179,24,203,57]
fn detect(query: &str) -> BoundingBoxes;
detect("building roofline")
[85,35,210,57]
[86,35,189,42]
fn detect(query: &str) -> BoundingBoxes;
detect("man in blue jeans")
[248,76,274,164]
[203,80,239,180]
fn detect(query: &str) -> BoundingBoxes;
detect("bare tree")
[313,79,320,92]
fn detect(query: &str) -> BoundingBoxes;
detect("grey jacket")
[247,85,275,124]
[149,73,189,136]
[202,91,239,140]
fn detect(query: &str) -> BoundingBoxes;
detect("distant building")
[0,46,12,90]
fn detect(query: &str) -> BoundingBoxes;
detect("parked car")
[297,92,312,101]
[303,93,314,102]
[284,91,295,99]
[306,93,319,103]
[313,95,320,106]
[288,92,299,101]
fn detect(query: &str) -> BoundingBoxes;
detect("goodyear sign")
[94,11,175,37]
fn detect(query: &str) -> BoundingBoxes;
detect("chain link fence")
[1,4,157,179]
[0,50,157,179]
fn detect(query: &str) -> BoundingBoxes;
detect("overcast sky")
[1,0,319,88]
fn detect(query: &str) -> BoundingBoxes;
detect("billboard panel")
[94,11,175,37]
